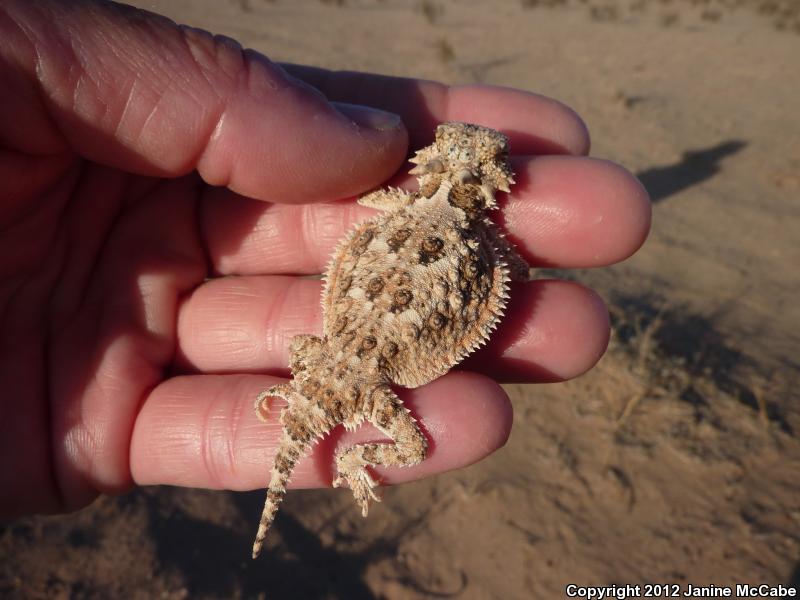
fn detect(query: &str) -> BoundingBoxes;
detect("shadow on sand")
[609,291,793,434]
[141,488,465,599]
[637,140,747,203]
[141,489,385,599]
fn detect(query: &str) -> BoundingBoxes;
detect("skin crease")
[0,0,650,517]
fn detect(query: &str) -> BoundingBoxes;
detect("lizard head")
[409,122,514,210]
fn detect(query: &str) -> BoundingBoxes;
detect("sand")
[2,0,799,598]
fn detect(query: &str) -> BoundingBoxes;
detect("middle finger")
[201,155,649,276]
[174,275,609,383]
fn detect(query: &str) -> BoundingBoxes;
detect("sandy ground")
[2,0,799,598]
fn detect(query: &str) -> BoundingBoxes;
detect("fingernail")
[334,102,402,131]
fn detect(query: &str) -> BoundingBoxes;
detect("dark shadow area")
[143,489,386,599]
[139,488,466,599]
[788,560,800,587]
[1,486,466,598]
[610,292,792,434]
[637,140,747,203]
[236,491,466,599]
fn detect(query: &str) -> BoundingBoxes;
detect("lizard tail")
[251,432,304,559]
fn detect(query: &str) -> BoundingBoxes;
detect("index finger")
[281,64,591,156]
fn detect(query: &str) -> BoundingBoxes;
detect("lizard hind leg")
[333,386,427,517]
[255,335,326,423]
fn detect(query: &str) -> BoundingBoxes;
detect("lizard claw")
[333,456,382,517]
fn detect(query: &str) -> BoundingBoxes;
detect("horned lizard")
[251,122,529,558]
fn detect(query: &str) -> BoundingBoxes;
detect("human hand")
[0,0,650,517]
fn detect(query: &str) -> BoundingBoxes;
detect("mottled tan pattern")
[251,123,529,558]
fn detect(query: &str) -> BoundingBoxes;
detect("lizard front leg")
[333,386,427,516]
[358,187,416,211]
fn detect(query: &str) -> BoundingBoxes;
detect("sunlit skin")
[0,0,650,517]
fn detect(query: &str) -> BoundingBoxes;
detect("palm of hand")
[2,149,208,513]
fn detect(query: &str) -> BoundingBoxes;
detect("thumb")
[1,0,408,203]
